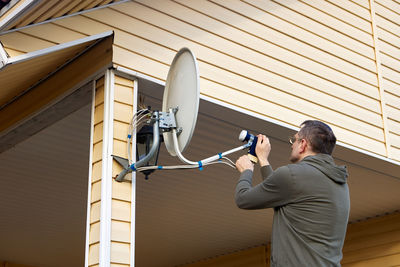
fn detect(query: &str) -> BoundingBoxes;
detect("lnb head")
[239,130,252,142]
[238,130,258,163]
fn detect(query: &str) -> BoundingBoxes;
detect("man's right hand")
[256,134,271,167]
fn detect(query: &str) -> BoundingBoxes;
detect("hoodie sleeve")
[235,165,294,209]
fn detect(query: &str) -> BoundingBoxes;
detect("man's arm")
[235,165,293,209]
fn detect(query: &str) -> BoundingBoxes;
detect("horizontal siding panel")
[389,132,400,148]
[91,10,383,122]
[384,91,400,108]
[93,122,103,144]
[114,102,133,123]
[113,45,169,81]
[92,141,103,163]
[91,180,101,203]
[343,213,400,266]
[344,229,400,252]
[109,3,381,102]
[88,242,100,266]
[376,0,400,11]
[175,0,378,85]
[94,103,104,124]
[392,147,400,161]
[111,199,131,222]
[0,31,56,53]
[2,47,24,57]
[388,119,400,135]
[113,121,129,142]
[92,161,102,183]
[375,14,400,37]
[111,220,131,243]
[382,78,400,97]
[89,221,100,244]
[208,0,377,74]
[299,0,372,32]
[375,1,400,27]
[198,61,383,132]
[284,0,373,41]
[243,0,375,58]
[326,0,371,19]
[113,139,127,159]
[342,254,400,267]
[346,213,400,240]
[127,0,379,96]
[380,52,400,70]
[342,242,400,264]
[111,242,130,264]
[112,178,131,202]
[386,105,400,122]
[90,201,101,223]
[200,78,387,155]
[377,25,400,45]
[381,65,400,84]
[349,0,370,9]
[112,27,384,139]
[19,23,86,44]
[379,41,400,61]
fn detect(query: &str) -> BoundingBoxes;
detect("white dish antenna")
[163,48,199,156]
[114,48,256,182]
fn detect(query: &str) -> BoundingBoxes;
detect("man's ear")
[299,139,307,153]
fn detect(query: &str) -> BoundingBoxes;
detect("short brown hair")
[298,120,336,155]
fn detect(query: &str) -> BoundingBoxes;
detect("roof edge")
[0,0,37,32]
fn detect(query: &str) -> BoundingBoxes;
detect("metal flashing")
[0,40,8,67]
[0,0,37,32]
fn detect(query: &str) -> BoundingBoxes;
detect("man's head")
[289,120,336,163]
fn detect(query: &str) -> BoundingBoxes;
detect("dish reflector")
[162,48,200,156]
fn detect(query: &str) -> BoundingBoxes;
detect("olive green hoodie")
[235,154,350,267]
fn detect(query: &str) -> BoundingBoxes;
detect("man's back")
[270,154,350,266]
[235,153,350,266]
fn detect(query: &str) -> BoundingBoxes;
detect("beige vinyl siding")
[88,77,105,266]
[109,0,385,156]
[88,75,134,266]
[0,0,395,159]
[342,212,400,266]
[374,0,400,161]
[110,75,135,266]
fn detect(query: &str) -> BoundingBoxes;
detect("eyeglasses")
[289,136,300,145]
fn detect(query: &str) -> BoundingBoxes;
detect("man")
[235,120,350,267]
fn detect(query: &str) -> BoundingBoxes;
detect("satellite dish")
[114,47,253,182]
[162,47,200,156]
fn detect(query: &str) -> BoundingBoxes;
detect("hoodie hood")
[302,154,348,184]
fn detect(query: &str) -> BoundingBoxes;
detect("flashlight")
[239,130,258,163]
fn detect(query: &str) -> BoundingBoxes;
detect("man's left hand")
[236,155,254,173]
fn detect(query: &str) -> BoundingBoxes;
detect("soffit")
[0,0,126,32]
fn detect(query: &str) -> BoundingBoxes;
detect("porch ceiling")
[0,77,399,267]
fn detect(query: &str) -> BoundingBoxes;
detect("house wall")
[88,73,135,267]
[181,212,400,267]
[0,0,398,162]
[341,212,400,266]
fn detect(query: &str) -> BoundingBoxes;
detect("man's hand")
[236,155,254,173]
[256,134,271,167]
